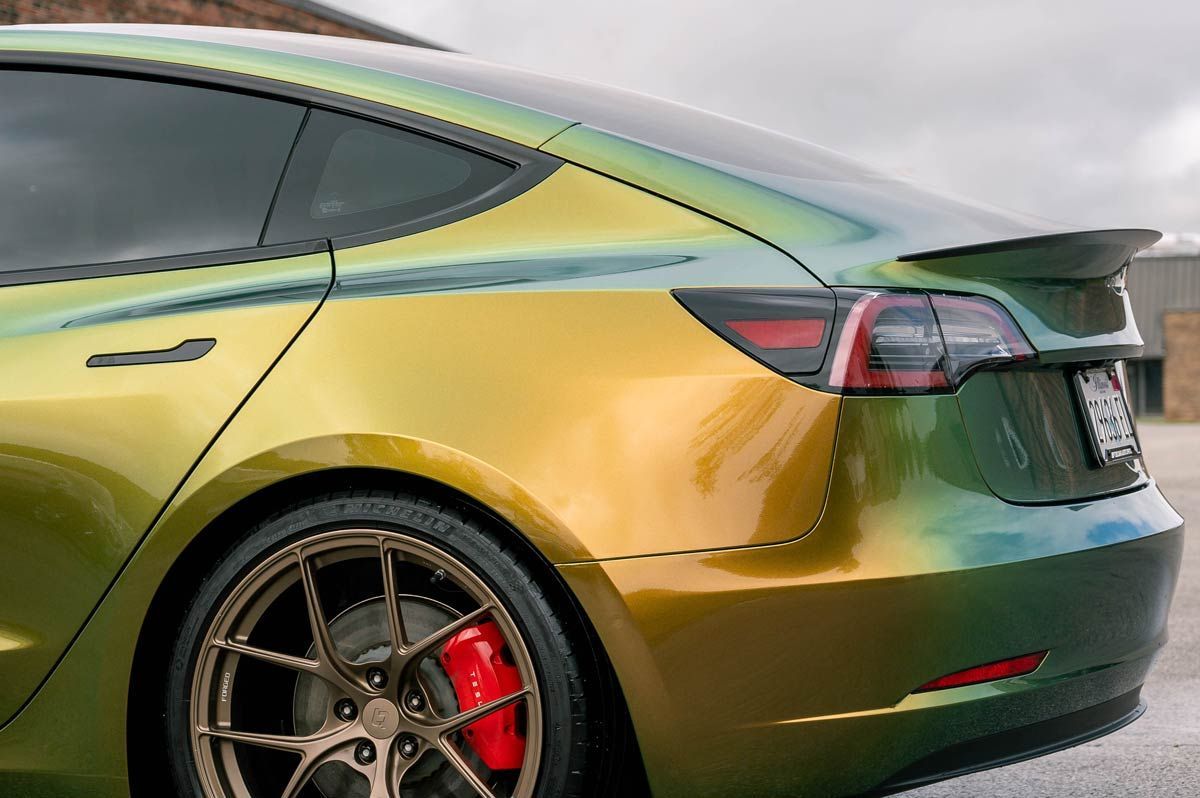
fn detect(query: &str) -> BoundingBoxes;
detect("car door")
[0,68,333,723]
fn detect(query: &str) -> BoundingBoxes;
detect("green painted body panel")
[544,126,1144,360]
[542,125,882,271]
[957,370,1147,502]
[560,395,1182,797]
[0,253,330,725]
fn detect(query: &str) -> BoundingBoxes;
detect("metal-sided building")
[1128,233,1200,420]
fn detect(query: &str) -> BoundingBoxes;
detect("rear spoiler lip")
[897,229,1162,263]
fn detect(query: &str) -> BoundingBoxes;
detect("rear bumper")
[559,396,1184,798]
[868,687,1145,796]
[563,524,1181,798]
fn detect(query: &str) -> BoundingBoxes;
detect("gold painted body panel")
[327,164,821,293]
[0,253,330,724]
[0,161,837,791]
[167,166,837,561]
[170,290,839,561]
[334,165,736,276]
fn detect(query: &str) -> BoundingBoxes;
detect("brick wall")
[1164,310,1200,421]
[0,0,424,44]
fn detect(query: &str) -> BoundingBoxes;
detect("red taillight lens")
[673,287,1036,395]
[726,318,826,349]
[914,651,1047,693]
[829,292,949,392]
[672,288,837,375]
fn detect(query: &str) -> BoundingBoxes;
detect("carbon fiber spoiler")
[897,229,1162,279]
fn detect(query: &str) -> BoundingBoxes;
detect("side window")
[263,109,515,245]
[0,70,305,273]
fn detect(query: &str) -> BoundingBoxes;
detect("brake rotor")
[293,596,462,797]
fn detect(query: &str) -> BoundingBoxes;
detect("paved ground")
[908,422,1200,798]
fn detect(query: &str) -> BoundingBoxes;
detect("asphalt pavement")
[908,421,1199,798]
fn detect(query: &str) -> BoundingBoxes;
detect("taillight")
[828,293,948,392]
[929,294,1035,383]
[669,289,836,375]
[673,287,1035,395]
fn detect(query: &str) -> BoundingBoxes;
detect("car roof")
[0,24,1064,278]
[1,24,881,183]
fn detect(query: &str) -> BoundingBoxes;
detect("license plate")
[1073,366,1140,466]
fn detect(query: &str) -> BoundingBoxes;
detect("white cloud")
[1136,105,1200,181]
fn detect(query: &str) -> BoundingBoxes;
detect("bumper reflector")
[915,651,1047,693]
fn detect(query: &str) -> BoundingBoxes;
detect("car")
[0,22,1183,798]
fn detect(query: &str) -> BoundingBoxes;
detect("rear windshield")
[308,41,888,182]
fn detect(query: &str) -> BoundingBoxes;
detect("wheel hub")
[363,697,401,739]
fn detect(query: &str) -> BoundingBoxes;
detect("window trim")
[0,241,330,289]
[263,107,523,248]
[0,52,564,285]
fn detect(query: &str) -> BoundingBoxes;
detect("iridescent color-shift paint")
[0,25,1182,798]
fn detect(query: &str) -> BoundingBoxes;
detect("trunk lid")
[955,369,1147,503]
[895,230,1155,504]
[894,228,1157,362]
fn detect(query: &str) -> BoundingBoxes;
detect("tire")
[163,489,602,798]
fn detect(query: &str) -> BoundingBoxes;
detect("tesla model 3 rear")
[0,24,1182,798]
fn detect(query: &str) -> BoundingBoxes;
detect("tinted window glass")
[0,70,305,272]
[264,110,514,244]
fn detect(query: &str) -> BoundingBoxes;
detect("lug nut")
[354,740,377,765]
[405,690,426,712]
[398,734,419,760]
[367,668,388,690]
[334,699,358,722]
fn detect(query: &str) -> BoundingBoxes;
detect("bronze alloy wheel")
[189,527,543,798]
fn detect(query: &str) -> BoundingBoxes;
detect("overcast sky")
[328,1,1200,233]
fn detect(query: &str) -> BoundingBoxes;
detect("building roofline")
[1135,232,1200,258]
[273,0,453,50]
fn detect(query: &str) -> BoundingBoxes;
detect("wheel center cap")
[363,697,401,739]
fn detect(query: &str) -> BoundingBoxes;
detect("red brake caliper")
[440,621,527,770]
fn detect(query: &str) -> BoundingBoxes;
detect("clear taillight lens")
[828,293,948,392]
[929,294,1035,383]
[674,287,1036,395]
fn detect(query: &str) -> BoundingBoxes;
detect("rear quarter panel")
[181,163,841,562]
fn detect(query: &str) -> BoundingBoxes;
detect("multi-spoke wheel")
[164,491,609,798]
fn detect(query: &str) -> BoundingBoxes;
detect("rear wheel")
[164,491,597,798]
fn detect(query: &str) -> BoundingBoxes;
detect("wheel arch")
[128,436,647,794]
